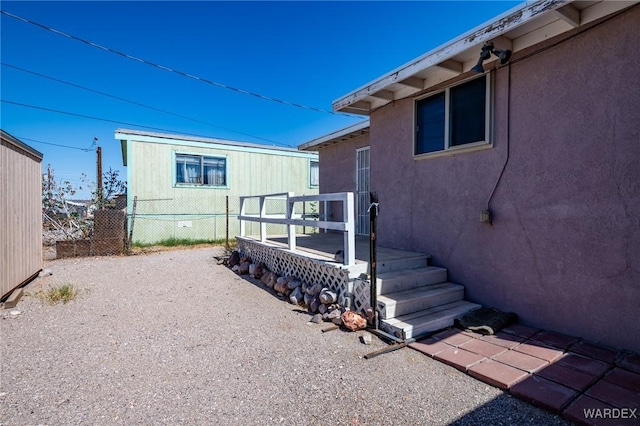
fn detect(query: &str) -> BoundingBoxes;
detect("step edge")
[376,266,447,279]
[378,283,464,302]
[383,302,482,326]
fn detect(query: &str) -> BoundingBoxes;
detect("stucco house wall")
[366,7,640,352]
[318,132,370,223]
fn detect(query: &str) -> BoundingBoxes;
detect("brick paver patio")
[409,324,640,425]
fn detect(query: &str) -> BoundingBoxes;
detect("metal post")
[369,191,379,329]
[96,145,103,208]
[225,195,229,250]
[127,196,137,253]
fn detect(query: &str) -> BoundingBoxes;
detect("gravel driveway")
[1,247,569,425]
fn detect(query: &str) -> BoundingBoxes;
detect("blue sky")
[1,1,520,197]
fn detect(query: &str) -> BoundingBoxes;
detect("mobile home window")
[415,75,490,155]
[310,160,319,187]
[176,154,227,186]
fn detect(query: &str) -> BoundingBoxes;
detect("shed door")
[356,147,370,235]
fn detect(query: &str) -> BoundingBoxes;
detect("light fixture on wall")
[472,42,513,73]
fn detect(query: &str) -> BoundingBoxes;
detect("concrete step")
[375,266,447,295]
[377,283,464,319]
[381,300,482,340]
[375,254,430,273]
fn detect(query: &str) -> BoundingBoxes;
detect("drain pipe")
[485,64,512,221]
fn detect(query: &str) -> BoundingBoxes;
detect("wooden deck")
[256,232,427,266]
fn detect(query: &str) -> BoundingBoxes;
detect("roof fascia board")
[332,0,573,112]
[120,139,127,166]
[1,129,44,160]
[298,120,370,151]
[115,132,317,159]
[114,128,303,154]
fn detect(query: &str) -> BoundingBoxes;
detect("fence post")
[127,196,137,254]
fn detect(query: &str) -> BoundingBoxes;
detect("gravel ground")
[0,248,570,426]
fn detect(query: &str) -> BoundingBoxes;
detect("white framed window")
[309,160,319,187]
[415,75,491,156]
[175,153,227,187]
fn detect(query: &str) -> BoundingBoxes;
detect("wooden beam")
[341,106,370,115]
[346,100,371,112]
[553,4,580,27]
[370,90,394,101]
[4,288,24,309]
[398,77,424,89]
[435,59,463,73]
[490,35,513,52]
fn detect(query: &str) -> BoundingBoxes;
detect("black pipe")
[369,191,379,330]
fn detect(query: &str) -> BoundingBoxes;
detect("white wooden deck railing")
[238,192,355,266]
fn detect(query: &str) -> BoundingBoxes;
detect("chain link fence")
[43,198,128,259]
[129,195,319,247]
[129,195,236,247]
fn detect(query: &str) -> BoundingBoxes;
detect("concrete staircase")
[375,254,481,340]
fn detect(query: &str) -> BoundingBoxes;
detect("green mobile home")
[115,129,319,245]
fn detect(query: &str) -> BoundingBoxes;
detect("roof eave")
[298,120,370,151]
[114,128,310,155]
[333,0,621,114]
[0,129,44,160]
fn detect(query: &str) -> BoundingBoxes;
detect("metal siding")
[130,141,316,199]
[127,140,317,243]
[1,138,42,298]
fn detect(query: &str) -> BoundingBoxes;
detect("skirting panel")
[238,238,370,311]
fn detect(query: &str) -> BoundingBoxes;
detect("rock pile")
[226,251,367,331]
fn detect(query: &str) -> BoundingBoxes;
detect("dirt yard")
[1,248,568,425]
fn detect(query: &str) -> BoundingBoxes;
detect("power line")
[3,99,196,133]
[1,10,364,119]
[2,62,288,146]
[16,135,95,151]
[3,99,294,148]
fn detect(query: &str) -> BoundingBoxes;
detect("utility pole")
[45,164,53,209]
[96,139,102,208]
[47,164,53,193]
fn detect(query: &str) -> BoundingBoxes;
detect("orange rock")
[341,311,367,331]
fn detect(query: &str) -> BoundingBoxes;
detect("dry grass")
[129,239,236,256]
[37,284,78,305]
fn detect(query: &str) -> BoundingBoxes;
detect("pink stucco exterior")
[319,7,640,352]
[318,132,370,224]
